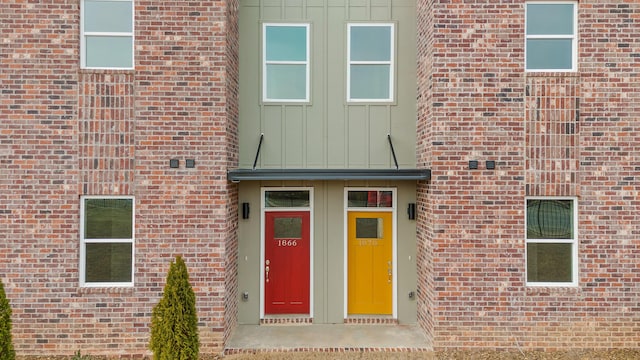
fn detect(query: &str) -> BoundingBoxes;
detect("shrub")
[71,351,93,360]
[149,256,199,360]
[0,278,15,360]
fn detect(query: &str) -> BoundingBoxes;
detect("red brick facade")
[417,0,639,349]
[1,0,638,356]
[1,0,239,356]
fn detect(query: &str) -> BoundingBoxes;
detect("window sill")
[525,71,580,78]
[78,286,135,295]
[525,285,580,296]
[79,68,135,75]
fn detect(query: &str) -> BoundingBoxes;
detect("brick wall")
[1,0,240,356]
[417,0,639,350]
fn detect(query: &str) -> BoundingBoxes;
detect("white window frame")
[347,23,395,103]
[80,0,135,70]
[525,1,578,72]
[80,195,135,287]
[262,23,311,103]
[525,197,578,287]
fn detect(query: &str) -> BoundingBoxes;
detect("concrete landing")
[225,324,432,353]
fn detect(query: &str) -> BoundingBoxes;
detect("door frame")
[260,187,314,319]
[343,187,397,319]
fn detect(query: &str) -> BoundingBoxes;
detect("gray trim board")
[228,169,431,182]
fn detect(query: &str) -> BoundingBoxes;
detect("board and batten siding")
[239,0,417,169]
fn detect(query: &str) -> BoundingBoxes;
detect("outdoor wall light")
[242,202,250,219]
[469,160,478,170]
[169,159,179,168]
[186,159,196,168]
[407,203,416,220]
[486,160,496,170]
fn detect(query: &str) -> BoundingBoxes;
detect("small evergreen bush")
[149,256,199,360]
[71,350,93,360]
[0,278,15,360]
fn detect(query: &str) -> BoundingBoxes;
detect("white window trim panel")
[525,196,578,287]
[262,23,311,103]
[80,195,135,288]
[80,0,135,70]
[347,23,395,103]
[525,1,578,72]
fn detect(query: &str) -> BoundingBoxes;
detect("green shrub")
[0,278,15,360]
[149,256,199,360]
[71,351,93,360]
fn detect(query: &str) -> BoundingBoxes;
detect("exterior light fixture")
[407,203,416,220]
[242,202,250,219]
[469,160,478,170]
[169,159,179,168]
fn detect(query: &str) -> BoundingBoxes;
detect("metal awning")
[227,168,431,182]
[229,133,430,182]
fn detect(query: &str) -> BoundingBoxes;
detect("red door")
[264,211,310,314]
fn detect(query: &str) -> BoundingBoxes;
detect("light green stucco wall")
[237,181,417,324]
[238,0,417,169]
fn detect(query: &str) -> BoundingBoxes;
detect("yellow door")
[347,211,392,315]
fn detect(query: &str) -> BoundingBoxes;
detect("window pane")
[265,64,306,100]
[265,191,310,207]
[84,1,133,33]
[274,217,302,239]
[85,36,133,68]
[265,26,307,61]
[84,198,133,239]
[527,4,574,35]
[350,64,390,99]
[85,242,132,283]
[527,243,572,282]
[350,26,391,61]
[348,191,375,207]
[379,191,392,207]
[526,39,572,70]
[356,218,383,239]
[527,199,573,239]
[347,191,393,207]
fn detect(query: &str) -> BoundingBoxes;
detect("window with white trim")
[262,23,310,102]
[347,23,394,102]
[81,0,134,69]
[80,196,134,287]
[526,198,577,286]
[525,1,577,72]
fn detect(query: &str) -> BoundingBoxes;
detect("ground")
[16,350,640,360]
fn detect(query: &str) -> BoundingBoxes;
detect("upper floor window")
[262,23,310,102]
[525,1,577,72]
[81,0,134,69]
[80,196,135,287]
[347,23,395,102]
[526,198,578,286]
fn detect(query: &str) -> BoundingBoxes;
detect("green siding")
[239,0,416,169]
[236,181,418,324]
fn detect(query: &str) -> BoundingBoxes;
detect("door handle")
[265,259,270,283]
[387,261,392,284]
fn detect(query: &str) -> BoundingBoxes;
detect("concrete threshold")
[225,324,433,353]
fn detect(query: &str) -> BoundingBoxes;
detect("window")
[80,196,134,286]
[526,198,577,286]
[347,23,394,102]
[81,0,134,69]
[525,2,577,72]
[262,23,310,102]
